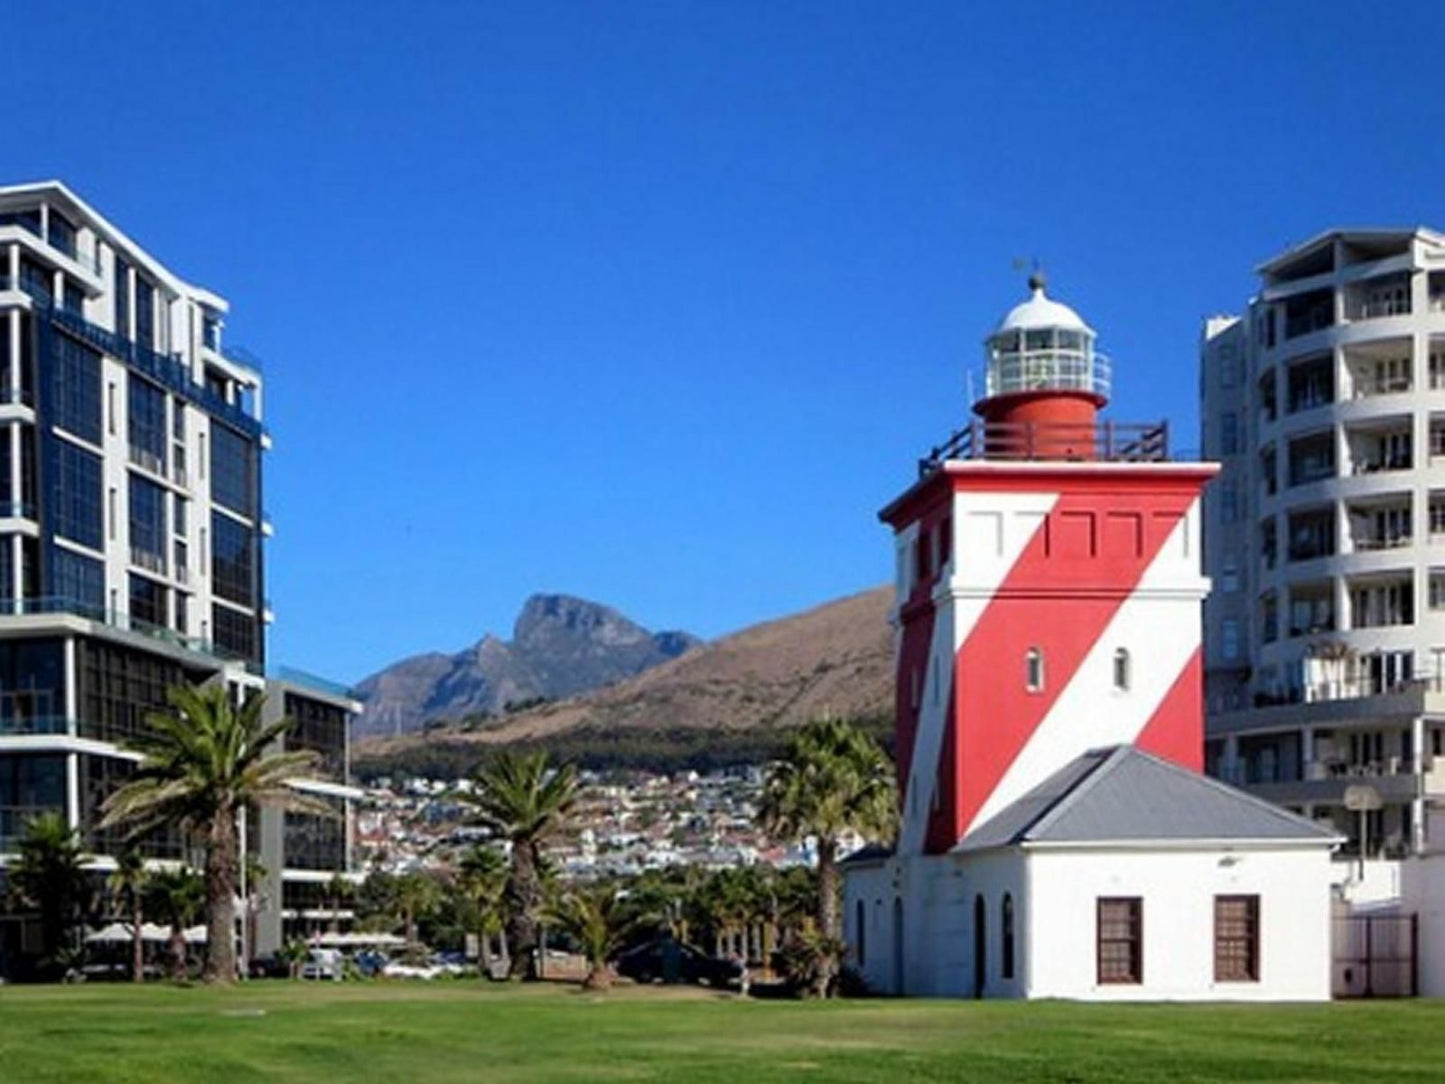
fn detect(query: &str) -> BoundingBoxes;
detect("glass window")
[0,754,66,846]
[128,475,166,570]
[135,276,155,350]
[114,257,131,339]
[0,640,64,733]
[52,439,103,549]
[212,602,258,662]
[1001,894,1015,980]
[1097,897,1142,984]
[211,511,255,606]
[51,332,102,444]
[46,211,76,258]
[1025,648,1044,692]
[1222,619,1241,661]
[1213,895,1259,982]
[210,422,256,517]
[128,573,165,629]
[1113,648,1131,692]
[127,376,167,470]
[1221,412,1240,455]
[52,546,103,618]
[285,692,348,782]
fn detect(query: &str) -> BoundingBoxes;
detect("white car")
[301,949,343,981]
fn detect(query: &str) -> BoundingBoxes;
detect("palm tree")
[549,885,637,992]
[759,715,896,997]
[464,750,578,980]
[107,845,149,983]
[145,867,205,982]
[8,812,92,979]
[325,872,352,934]
[393,872,439,947]
[100,682,332,985]
[458,844,509,975]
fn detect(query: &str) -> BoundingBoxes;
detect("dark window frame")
[1096,896,1143,985]
[1213,894,1260,983]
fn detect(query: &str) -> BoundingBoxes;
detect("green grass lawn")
[1,980,1442,1083]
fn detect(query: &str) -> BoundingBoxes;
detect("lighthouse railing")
[918,418,1172,474]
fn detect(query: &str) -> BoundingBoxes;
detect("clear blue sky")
[5,3,1444,682]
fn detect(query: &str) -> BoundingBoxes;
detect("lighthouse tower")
[884,274,1218,856]
[842,275,1338,1004]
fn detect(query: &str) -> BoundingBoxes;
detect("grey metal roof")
[955,745,1341,853]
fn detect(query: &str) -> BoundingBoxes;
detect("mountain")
[353,594,701,738]
[356,585,894,771]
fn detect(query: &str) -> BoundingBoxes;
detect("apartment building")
[0,181,359,976]
[1201,227,1445,860]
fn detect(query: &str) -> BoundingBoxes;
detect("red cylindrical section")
[972,390,1105,460]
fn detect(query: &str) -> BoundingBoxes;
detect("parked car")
[615,938,744,989]
[354,950,390,977]
[300,948,344,981]
[247,954,290,980]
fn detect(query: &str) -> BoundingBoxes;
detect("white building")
[0,181,360,976]
[842,274,1341,1001]
[844,745,1337,1000]
[1201,228,1445,856]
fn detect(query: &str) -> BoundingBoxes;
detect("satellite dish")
[1344,785,1382,812]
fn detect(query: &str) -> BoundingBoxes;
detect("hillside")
[354,594,700,738]
[355,585,895,777]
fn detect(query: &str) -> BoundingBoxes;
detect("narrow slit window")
[1113,648,1131,691]
[1025,648,1045,692]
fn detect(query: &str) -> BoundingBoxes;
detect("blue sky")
[5,3,1445,682]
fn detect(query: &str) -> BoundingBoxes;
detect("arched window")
[856,899,866,967]
[1025,648,1045,692]
[1001,893,1016,980]
[1113,648,1131,691]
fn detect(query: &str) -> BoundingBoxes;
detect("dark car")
[247,953,290,980]
[615,938,744,988]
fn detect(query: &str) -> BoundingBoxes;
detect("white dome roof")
[996,284,1091,335]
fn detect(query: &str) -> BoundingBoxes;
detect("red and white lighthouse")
[842,276,1337,1003]
[883,274,1218,856]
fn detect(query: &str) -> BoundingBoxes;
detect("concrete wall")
[846,843,1334,1001]
[1028,845,1333,1001]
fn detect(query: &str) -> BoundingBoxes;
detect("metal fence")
[1333,913,1417,998]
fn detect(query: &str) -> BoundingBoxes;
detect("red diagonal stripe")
[1133,646,1204,771]
[943,489,1198,849]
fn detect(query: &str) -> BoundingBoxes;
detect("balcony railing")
[919,419,1169,474]
[1,595,261,672]
[127,443,166,477]
[0,714,69,736]
[43,302,263,439]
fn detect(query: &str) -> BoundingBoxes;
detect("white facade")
[845,842,1334,1001]
[1202,227,1445,860]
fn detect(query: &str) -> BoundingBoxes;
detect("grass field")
[2,980,1443,1083]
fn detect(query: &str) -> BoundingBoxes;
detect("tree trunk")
[815,837,840,998]
[132,896,145,983]
[504,841,539,980]
[405,906,417,947]
[582,965,612,992]
[203,807,239,984]
[170,928,187,982]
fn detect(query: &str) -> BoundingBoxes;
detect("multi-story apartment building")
[1201,227,1445,859]
[0,181,359,976]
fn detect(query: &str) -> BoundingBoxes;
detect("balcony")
[1346,499,1412,553]
[1287,432,1335,488]
[130,546,167,576]
[2,595,259,672]
[1344,275,1412,322]
[1283,289,1335,341]
[1348,577,1414,630]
